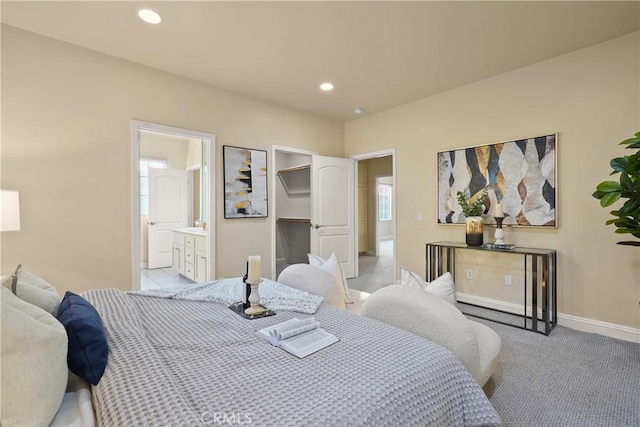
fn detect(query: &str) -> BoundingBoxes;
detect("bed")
[82,288,502,426]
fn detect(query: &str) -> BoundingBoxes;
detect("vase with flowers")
[457,190,487,246]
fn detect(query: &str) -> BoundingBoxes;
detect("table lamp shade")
[1,190,21,231]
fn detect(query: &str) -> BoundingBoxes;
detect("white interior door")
[148,168,188,269]
[310,155,356,278]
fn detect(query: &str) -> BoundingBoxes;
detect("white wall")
[345,33,640,329]
[1,25,343,294]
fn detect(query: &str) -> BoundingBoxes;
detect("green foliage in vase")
[456,190,487,217]
[592,131,640,246]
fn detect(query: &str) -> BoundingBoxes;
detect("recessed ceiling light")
[138,9,162,24]
[320,82,334,91]
[353,107,364,115]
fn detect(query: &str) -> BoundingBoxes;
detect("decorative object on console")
[399,267,456,305]
[0,189,21,232]
[465,216,484,246]
[457,190,486,246]
[482,242,516,251]
[494,215,505,245]
[592,131,640,246]
[223,145,268,218]
[438,133,557,227]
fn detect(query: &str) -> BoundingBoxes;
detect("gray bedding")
[85,288,502,426]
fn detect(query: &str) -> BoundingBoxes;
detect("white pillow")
[277,264,346,310]
[1,286,68,427]
[400,267,457,305]
[307,253,354,304]
[1,269,61,316]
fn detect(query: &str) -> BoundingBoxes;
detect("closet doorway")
[271,146,356,280]
[349,149,396,294]
[272,146,316,278]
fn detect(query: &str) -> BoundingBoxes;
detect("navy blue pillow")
[56,291,108,385]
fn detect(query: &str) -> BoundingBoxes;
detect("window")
[140,158,167,215]
[378,184,392,221]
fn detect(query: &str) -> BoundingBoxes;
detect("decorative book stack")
[482,243,516,250]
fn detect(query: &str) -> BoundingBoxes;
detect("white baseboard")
[457,292,640,344]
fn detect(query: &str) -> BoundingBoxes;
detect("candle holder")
[245,280,268,316]
[494,217,505,245]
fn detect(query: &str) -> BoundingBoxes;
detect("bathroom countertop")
[171,227,207,236]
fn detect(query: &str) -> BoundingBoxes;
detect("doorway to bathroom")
[131,121,215,291]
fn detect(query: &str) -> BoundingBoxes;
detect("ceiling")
[2,1,639,122]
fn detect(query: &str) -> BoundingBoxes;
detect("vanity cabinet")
[172,234,185,275]
[172,230,208,283]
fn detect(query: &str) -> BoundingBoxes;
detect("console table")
[426,241,557,335]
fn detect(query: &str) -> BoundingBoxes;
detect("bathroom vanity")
[172,228,208,283]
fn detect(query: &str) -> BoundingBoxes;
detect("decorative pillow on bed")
[56,291,109,385]
[1,286,68,427]
[400,267,457,305]
[1,267,61,316]
[307,253,354,304]
[277,264,346,310]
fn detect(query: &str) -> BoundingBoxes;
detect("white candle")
[495,202,504,217]
[248,255,261,283]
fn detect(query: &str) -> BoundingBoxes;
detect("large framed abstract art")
[437,134,557,227]
[223,145,268,219]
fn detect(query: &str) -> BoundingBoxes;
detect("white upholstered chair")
[361,285,501,386]
[277,264,370,314]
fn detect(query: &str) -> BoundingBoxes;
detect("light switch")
[417,213,423,222]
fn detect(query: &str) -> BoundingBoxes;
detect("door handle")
[149,222,157,225]
[313,224,324,229]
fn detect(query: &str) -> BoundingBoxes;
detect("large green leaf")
[610,157,628,173]
[596,181,621,193]
[619,136,640,145]
[620,173,631,191]
[614,228,640,234]
[627,141,640,149]
[617,241,640,246]
[600,191,621,207]
[596,131,640,246]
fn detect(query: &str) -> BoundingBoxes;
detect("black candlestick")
[242,262,251,309]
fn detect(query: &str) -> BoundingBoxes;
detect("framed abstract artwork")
[223,145,268,219]
[437,133,557,227]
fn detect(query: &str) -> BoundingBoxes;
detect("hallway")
[347,239,394,294]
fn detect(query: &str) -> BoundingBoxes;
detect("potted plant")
[592,131,640,246]
[457,190,487,246]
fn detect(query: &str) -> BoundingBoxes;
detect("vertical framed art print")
[223,145,268,218]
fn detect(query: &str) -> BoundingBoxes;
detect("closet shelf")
[277,164,311,195]
[277,217,311,224]
[277,164,310,175]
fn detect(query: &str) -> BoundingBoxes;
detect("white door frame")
[131,120,216,291]
[351,149,397,281]
[270,145,317,280]
[375,174,393,256]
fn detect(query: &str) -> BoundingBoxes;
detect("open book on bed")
[257,317,339,358]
